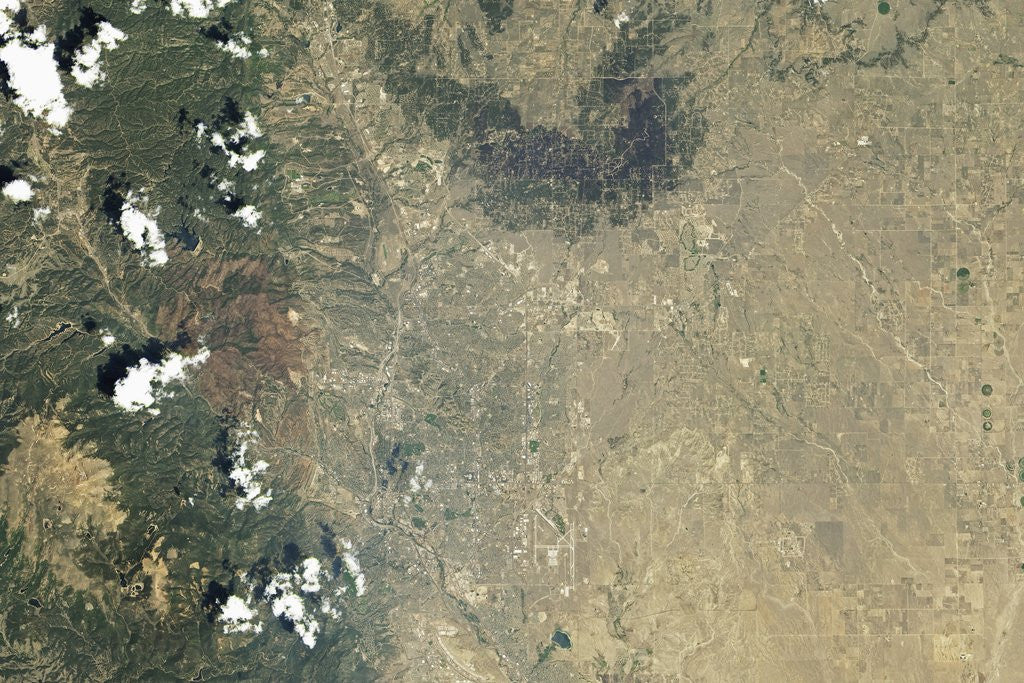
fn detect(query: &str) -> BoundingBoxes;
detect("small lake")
[551,629,571,649]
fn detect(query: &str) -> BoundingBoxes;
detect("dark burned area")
[476,77,698,202]
[352,2,708,229]
[476,0,514,34]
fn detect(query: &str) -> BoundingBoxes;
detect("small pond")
[551,629,571,649]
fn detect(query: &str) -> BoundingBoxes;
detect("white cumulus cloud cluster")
[226,431,273,510]
[5,305,20,328]
[0,0,70,131]
[219,595,262,634]
[119,191,169,266]
[233,204,261,228]
[196,111,265,171]
[2,178,32,202]
[341,540,367,597]
[112,347,210,414]
[263,557,326,648]
[169,0,233,19]
[212,178,260,229]
[220,549,368,648]
[70,21,125,87]
[217,32,253,59]
[407,462,433,494]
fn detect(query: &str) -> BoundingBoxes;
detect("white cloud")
[236,149,265,172]
[169,0,233,19]
[111,347,209,414]
[0,29,71,131]
[342,547,366,596]
[217,33,252,59]
[233,205,260,228]
[0,0,18,35]
[2,178,32,202]
[222,551,357,648]
[226,433,273,510]
[319,597,340,618]
[300,558,322,593]
[200,111,266,171]
[5,305,20,328]
[0,2,70,131]
[129,0,147,13]
[237,111,261,138]
[407,462,433,494]
[263,560,325,648]
[119,191,168,266]
[70,21,125,88]
[219,595,262,634]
